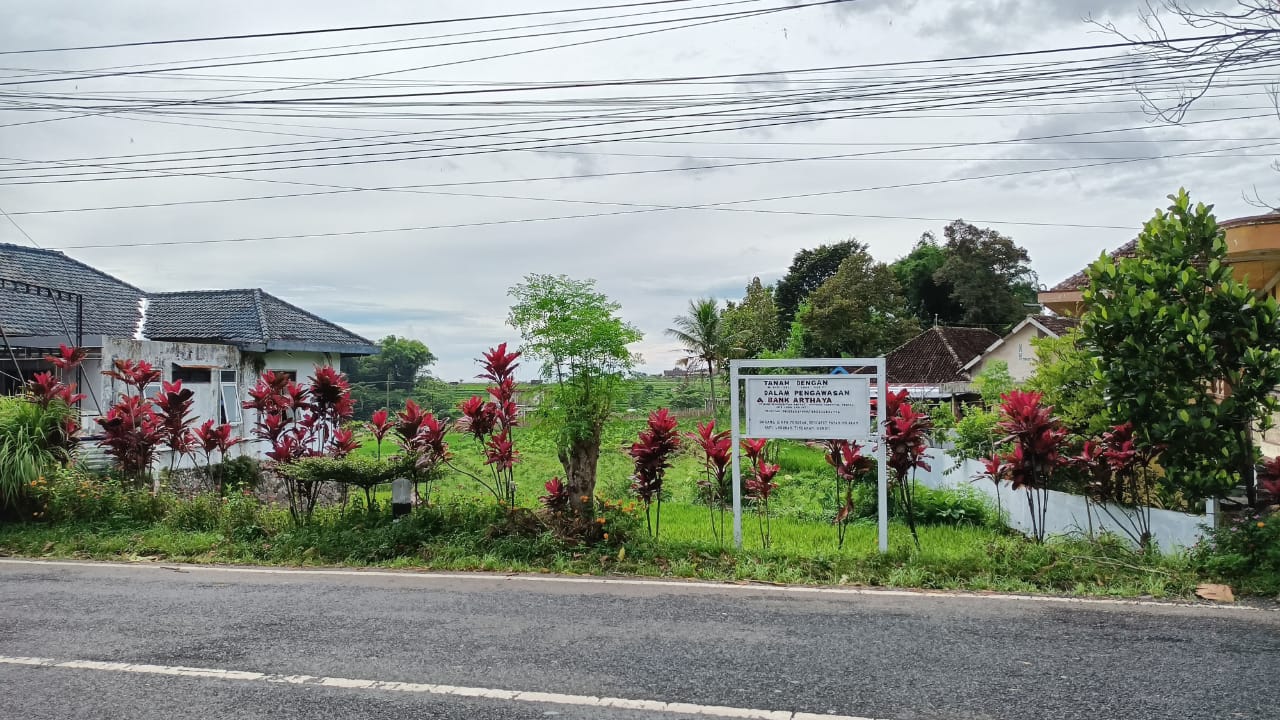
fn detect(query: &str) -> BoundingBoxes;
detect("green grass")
[0,414,1207,598]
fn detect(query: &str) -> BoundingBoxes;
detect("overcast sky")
[2,0,1275,380]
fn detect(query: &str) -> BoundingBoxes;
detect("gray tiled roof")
[1,244,374,354]
[0,243,144,338]
[145,289,375,354]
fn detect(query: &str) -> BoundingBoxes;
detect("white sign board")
[745,375,870,440]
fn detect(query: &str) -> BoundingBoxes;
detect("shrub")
[1191,508,1280,595]
[0,397,76,511]
[216,456,262,494]
[27,465,169,525]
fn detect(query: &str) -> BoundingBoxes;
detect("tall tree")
[800,248,919,357]
[774,239,865,331]
[1083,190,1280,504]
[509,274,641,520]
[350,336,436,385]
[720,277,781,357]
[891,233,962,325]
[933,220,1038,328]
[667,298,728,412]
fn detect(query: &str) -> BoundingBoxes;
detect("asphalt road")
[0,560,1276,720]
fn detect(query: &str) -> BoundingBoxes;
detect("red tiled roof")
[1033,315,1079,336]
[886,326,1000,384]
[1045,239,1137,293]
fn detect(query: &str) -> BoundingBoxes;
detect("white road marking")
[0,655,876,720]
[0,557,1259,610]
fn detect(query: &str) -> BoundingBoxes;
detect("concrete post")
[391,478,413,518]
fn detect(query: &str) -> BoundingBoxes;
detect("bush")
[28,465,169,525]
[0,397,76,511]
[1191,508,1280,595]
[217,456,262,493]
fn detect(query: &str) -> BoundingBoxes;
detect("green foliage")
[215,456,263,494]
[668,383,706,410]
[1191,508,1280,595]
[775,239,866,332]
[279,455,411,488]
[667,297,728,409]
[932,220,1038,328]
[349,378,457,421]
[1025,330,1109,437]
[1083,189,1280,499]
[800,244,920,357]
[892,234,962,325]
[972,360,1016,406]
[26,465,169,525]
[952,407,1004,461]
[349,335,437,385]
[0,396,76,510]
[721,277,782,357]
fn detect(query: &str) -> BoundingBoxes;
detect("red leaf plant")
[973,452,1011,521]
[152,380,198,478]
[628,408,681,538]
[743,438,780,548]
[1258,456,1280,500]
[45,344,87,372]
[242,365,357,524]
[454,344,523,507]
[26,372,86,408]
[689,419,733,545]
[192,419,244,493]
[367,409,394,460]
[103,359,161,394]
[541,476,570,512]
[1072,422,1163,549]
[881,389,934,548]
[994,389,1068,543]
[825,439,874,548]
[95,394,164,484]
[387,399,452,506]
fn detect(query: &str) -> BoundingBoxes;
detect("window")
[1017,343,1025,360]
[220,370,237,383]
[172,366,212,384]
[220,382,242,425]
[270,370,298,382]
[142,382,162,401]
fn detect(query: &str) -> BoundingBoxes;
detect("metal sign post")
[729,358,888,552]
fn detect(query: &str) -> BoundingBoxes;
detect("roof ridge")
[935,326,963,371]
[256,288,375,346]
[1,242,146,294]
[251,288,270,345]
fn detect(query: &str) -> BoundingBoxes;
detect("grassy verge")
[0,500,1198,599]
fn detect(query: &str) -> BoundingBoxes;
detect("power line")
[49,139,1274,251]
[0,0,712,54]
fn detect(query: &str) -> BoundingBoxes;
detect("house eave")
[264,340,377,356]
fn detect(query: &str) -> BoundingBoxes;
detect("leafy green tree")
[350,335,437,385]
[1083,190,1280,503]
[933,220,1038,328]
[509,274,641,520]
[774,239,864,332]
[972,360,1015,406]
[721,277,782,357]
[1025,330,1108,437]
[667,298,729,412]
[892,233,962,325]
[800,249,919,357]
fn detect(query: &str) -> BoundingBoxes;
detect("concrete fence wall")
[917,448,1215,552]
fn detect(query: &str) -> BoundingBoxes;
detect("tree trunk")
[559,429,602,520]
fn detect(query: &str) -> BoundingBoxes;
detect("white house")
[962,315,1078,382]
[0,243,377,467]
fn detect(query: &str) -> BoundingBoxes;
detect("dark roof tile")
[145,289,374,354]
[1045,239,1137,293]
[886,326,1000,385]
[0,243,144,337]
[1034,315,1079,336]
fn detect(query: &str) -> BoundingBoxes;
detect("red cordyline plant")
[95,394,164,485]
[629,408,681,538]
[367,409,394,460]
[455,343,522,506]
[882,389,933,549]
[540,476,570,512]
[1258,456,1280,501]
[192,419,243,493]
[689,419,733,545]
[992,389,1067,543]
[743,437,780,549]
[1072,422,1163,549]
[152,380,198,478]
[825,439,874,548]
[393,400,451,506]
[242,367,359,524]
[96,358,165,488]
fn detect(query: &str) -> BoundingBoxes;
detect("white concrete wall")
[917,448,1213,551]
[239,350,335,459]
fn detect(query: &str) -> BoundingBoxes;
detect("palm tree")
[667,298,727,413]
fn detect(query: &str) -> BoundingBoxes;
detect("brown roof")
[886,326,1000,384]
[1045,239,1137,293]
[1034,315,1079,336]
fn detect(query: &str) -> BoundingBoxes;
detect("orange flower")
[603,533,609,540]
[596,517,606,525]
[1258,522,1267,529]
[579,495,590,503]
